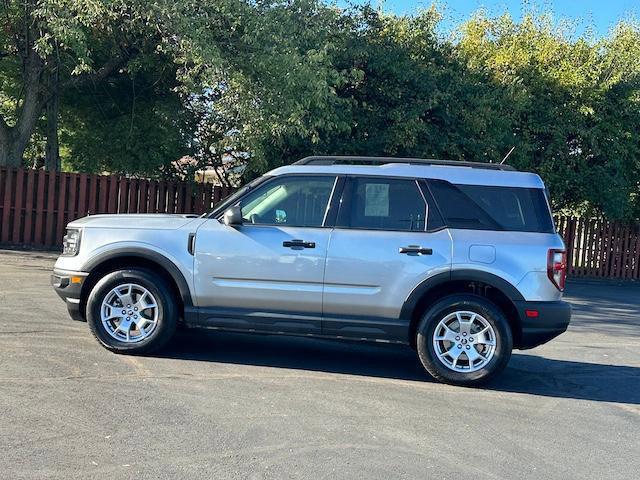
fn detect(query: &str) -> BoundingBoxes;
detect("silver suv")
[52,156,571,385]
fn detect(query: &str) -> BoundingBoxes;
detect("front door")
[322,176,453,341]
[194,174,337,335]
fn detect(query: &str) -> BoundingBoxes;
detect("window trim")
[336,175,439,233]
[214,173,340,229]
[418,179,446,231]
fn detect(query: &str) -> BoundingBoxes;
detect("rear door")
[322,176,452,341]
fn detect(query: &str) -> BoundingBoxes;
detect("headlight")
[62,228,82,256]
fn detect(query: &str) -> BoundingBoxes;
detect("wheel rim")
[432,310,497,373]
[100,283,159,343]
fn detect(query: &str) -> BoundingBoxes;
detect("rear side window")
[428,180,554,233]
[340,178,427,231]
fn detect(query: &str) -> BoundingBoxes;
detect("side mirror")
[223,206,243,226]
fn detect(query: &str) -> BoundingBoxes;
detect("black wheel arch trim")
[81,247,193,307]
[400,269,525,321]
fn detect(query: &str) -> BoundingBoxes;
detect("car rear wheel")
[86,269,177,354]
[416,294,512,386]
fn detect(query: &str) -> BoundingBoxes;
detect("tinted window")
[429,180,554,233]
[342,178,427,231]
[239,176,336,227]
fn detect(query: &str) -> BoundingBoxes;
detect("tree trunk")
[0,123,9,166]
[5,133,30,167]
[45,86,60,171]
[0,46,131,168]
[0,49,45,168]
[0,126,28,168]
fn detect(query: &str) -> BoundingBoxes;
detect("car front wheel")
[86,269,177,354]
[416,294,513,386]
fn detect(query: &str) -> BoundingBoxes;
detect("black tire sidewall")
[416,294,513,386]
[86,269,177,354]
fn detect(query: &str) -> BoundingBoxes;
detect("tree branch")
[61,51,133,90]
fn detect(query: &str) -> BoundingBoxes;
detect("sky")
[343,0,639,37]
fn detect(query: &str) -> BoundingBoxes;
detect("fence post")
[1,168,13,243]
[23,169,35,245]
[33,170,46,245]
[11,168,25,243]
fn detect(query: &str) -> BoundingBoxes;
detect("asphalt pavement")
[0,249,638,479]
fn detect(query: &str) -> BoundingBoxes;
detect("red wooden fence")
[556,216,640,280]
[0,167,233,248]
[1,167,639,279]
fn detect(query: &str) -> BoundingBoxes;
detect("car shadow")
[156,329,640,405]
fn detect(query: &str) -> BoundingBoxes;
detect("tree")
[0,0,351,174]
[251,6,514,174]
[0,0,142,167]
[456,11,640,219]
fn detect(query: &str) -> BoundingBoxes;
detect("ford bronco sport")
[52,156,571,385]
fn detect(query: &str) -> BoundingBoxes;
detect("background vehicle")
[52,156,570,385]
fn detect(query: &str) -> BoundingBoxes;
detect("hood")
[67,213,201,230]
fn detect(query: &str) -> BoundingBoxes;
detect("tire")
[416,294,513,386]
[86,268,178,354]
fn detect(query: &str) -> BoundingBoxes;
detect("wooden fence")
[0,167,233,248]
[1,167,639,279]
[556,216,640,280]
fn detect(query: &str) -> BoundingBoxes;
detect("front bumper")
[51,269,89,321]
[514,300,571,349]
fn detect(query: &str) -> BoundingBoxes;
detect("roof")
[295,155,516,171]
[268,156,545,189]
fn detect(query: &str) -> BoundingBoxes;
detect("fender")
[399,269,524,321]
[81,247,193,307]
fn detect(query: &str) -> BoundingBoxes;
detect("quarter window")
[239,176,336,227]
[428,180,555,233]
[341,178,427,231]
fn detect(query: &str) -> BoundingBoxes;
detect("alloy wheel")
[432,310,497,373]
[100,283,159,343]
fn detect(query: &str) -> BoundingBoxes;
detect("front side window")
[340,178,427,231]
[239,176,336,227]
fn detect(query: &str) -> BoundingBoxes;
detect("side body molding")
[399,269,524,321]
[81,247,194,307]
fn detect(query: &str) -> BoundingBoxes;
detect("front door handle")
[283,239,316,249]
[399,245,433,255]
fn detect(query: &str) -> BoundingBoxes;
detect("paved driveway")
[0,250,638,479]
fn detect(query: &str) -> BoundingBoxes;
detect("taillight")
[547,249,567,291]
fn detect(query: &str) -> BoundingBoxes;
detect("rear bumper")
[514,300,571,349]
[51,269,88,321]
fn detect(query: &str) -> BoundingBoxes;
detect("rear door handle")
[283,239,316,249]
[399,245,433,255]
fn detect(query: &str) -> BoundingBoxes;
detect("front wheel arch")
[86,268,178,353]
[80,253,188,321]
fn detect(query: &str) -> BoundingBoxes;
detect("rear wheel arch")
[403,270,523,348]
[416,293,513,385]
[79,249,192,320]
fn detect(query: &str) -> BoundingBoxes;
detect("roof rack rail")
[294,156,516,171]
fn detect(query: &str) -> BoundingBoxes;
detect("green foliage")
[1,1,639,219]
[250,5,640,220]
[457,12,640,219]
